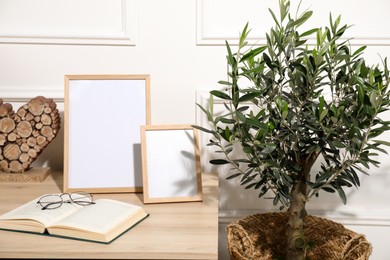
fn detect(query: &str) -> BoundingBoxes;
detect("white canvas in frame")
[141,125,203,204]
[64,75,150,193]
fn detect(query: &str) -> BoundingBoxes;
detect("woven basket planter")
[227,212,372,260]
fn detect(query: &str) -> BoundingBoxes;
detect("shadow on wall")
[216,143,365,214]
[31,111,64,171]
[218,152,390,217]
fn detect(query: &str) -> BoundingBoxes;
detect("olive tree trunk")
[286,180,308,260]
[286,154,318,260]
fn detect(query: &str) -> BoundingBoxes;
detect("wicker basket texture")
[227,212,372,260]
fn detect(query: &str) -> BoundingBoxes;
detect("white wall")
[1,0,390,259]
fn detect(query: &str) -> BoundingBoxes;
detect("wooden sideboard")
[0,170,218,259]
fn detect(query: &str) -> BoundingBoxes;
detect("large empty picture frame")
[64,75,150,193]
[141,125,203,203]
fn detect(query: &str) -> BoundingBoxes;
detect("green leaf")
[192,124,214,134]
[224,126,231,141]
[195,103,213,123]
[351,165,369,175]
[261,145,277,154]
[281,173,293,185]
[245,117,264,129]
[330,14,341,34]
[357,85,365,105]
[225,41,235,66]
[226,173,241,180]
[282,110,288,120]
[372,140,390,147]
[316,171,333,182]
[322,187,336,193]
[332,140,346,148]
[263,52,273,68]
[240,46,267,62]
[334,15,341,33]
[263,160,280,168]
[279,0,289,22]
[353,46,367,57]
[218,80,232,86]
[366,143,388,154]
[314,54,323,66]
[336,186,347,204]
[353,75,366,87]
[273,194,280,206]
[268,8,281,29]
[316,28,322,46]
[245,183,257,189]
[319,109,328,121]
[238,92,260,102]
[369,91,379,107]
[210,90,231,100]
[210,159,230,165]
[301,28,319,38]
[243,146,253,154]
[239,22,250,48]
[209,94,214,116]
[286,11,313,30]
[336,24,349,37]
[319,96,325,111]
[348,168,360,187]
[235,110,247,123]
[219,117,236,124]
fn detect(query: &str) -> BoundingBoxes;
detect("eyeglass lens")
[37,192,94,210]
[38,194,63,210]
[70,192,94,206]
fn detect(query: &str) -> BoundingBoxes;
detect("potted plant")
[195,0,390,259]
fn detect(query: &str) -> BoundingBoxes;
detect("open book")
[0,196,149,244]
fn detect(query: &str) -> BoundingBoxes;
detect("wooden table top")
[0,170,218,259]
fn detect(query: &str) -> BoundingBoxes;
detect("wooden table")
[0,170,218,259]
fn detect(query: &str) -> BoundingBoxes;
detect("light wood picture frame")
[64,74,150,193]
[141,125,203,204]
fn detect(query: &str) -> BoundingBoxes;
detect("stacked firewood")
[0,96,60,173]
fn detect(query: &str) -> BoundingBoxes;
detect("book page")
[49,199,143,234]
[0,197,80,228]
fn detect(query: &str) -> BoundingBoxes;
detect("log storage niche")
[0,96,60,180]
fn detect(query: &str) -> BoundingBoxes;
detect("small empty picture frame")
[141,125,203,203]
[64,74,150,193]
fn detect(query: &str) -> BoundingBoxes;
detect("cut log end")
[0,96,61,173]
[0,102,13,117]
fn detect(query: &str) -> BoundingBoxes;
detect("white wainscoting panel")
[0,0,137,46]
[196,0,390,46]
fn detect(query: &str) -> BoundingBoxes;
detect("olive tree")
[195,1,390,259]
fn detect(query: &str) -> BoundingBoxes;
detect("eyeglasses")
[36,192,95,210]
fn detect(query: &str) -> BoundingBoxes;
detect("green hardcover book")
[0,196,149,244]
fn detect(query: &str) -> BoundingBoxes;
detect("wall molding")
[0,87,63,103]
[196,0,265,47]
[219,209,390,227]
[196,0,390,46]
[0,0,137,46]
